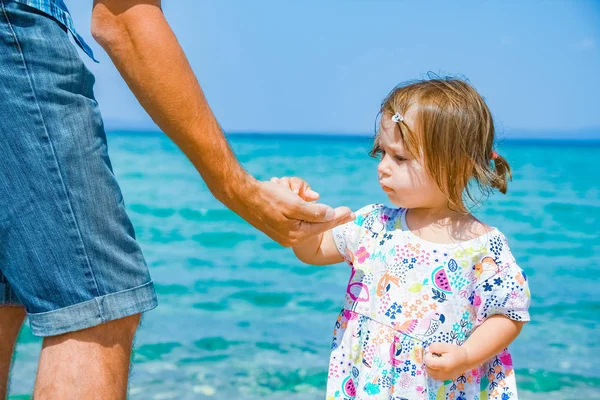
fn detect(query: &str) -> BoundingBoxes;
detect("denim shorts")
[0,0,158,336]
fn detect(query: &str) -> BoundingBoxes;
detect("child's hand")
[424,342,471,381]
[270,176,320,202]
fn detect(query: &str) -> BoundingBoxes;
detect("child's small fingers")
[423,352,434,365]
[270,177,280,183]
[301,186,320,201]
[424,353,444,370]
[279,177,291,189]
[290,177,314,195]
[297,193,319,202]
[426,367,441,380]
[290,179,304,194]
[427,368,451,381]
[428,342,454,355]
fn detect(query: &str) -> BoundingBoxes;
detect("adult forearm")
[89,1,354,248]
[91,1,253,206]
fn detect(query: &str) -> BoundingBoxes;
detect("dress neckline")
[399,208,498,249]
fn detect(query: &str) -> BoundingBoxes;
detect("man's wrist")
[216,171,258,213]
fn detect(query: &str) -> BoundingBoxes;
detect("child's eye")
[395,155,407,162]
[372,146,385,158]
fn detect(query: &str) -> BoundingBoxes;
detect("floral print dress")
[327,204,531,400]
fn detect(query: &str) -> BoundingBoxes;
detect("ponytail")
[490,154,512,194]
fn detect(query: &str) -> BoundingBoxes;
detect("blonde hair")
[371,76,511,213]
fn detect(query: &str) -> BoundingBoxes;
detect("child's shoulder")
[473,226,523,276]
[448,215,512,252]
[434,214,517,268]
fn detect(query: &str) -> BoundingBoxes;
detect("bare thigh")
[0,306,26,400]
[34,313,141,400]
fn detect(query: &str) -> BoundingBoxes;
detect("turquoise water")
[8,133,600,399]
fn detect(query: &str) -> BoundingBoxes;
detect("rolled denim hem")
[27,281,158,337]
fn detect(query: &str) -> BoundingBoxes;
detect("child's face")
[377,108,447,210]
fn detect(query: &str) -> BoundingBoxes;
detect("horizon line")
[106,128,600,142]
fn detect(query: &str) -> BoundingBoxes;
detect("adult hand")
[90,3,354,246]
[239,178,354,247]
[269,176,320,202]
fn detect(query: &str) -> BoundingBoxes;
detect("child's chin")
[386,195,406,208]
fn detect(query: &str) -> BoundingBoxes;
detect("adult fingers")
[295,207,355,238]
[288,200,338,223]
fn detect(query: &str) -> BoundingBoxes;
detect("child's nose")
[377,158,390,177]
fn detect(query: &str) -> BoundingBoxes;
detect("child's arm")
[293,230,345,266]
[270,176,351,266]
[424,315,525,381]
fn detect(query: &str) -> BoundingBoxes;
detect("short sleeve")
[472,259,531,326]
[332,204,382,264]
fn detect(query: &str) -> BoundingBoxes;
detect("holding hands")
[246,176,354,247]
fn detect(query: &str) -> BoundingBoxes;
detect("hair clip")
[491,150,499,160]
[391,112,404,123]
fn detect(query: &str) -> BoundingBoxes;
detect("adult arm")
[90,0,353,246]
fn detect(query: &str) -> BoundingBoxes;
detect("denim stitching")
[0,0,101,302]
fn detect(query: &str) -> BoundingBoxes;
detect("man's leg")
[0,306,26,400]
[34,314,140,399]
[1,4,156,398]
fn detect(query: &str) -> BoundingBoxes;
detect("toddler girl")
[284,78,531,399]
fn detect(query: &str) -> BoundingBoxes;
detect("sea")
[7,132,600,400]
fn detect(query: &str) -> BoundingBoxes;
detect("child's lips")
[380,184,393,193]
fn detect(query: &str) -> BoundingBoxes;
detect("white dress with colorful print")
[327,204,531,400]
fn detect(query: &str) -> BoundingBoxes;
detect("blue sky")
[69,1,600,138]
